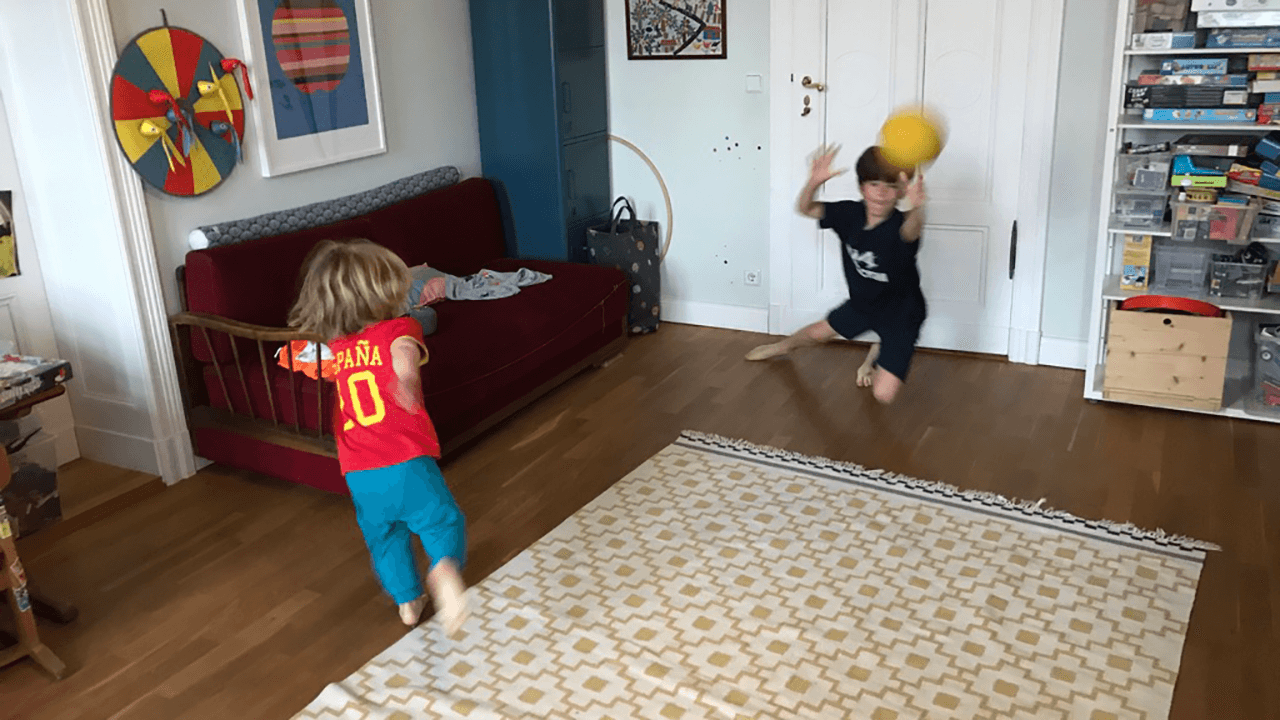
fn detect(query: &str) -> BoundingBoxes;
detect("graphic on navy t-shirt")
[820,200,920,299]
[845,246,889,284]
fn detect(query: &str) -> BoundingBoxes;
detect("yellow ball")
[878,107,946,170]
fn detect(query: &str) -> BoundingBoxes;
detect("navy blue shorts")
[827,291,927,382]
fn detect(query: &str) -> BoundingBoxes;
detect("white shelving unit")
[1085,0,1280,424]
[1126,47,1263,56]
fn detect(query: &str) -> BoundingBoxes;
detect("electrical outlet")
[744,270,762,286]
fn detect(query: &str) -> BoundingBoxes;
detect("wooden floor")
[2,324,1277,719]
[57,459,161,522]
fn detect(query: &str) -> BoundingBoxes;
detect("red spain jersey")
[329,316,441,474]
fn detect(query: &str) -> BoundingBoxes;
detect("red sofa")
[170,177,629,494]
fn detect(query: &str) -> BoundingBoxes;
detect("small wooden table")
[0,384,69,419]
[0,444,65,679]
[0,384,77,679]
[0,385,78,625]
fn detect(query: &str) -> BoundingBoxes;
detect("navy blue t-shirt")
[819,200,921,301]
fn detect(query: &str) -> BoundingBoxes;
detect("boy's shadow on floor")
[761,353,916,465]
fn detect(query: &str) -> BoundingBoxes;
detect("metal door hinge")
[1008,221,1018,280]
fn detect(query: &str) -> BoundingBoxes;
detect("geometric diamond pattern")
[292,433,1208,719]
[194,165,461,248]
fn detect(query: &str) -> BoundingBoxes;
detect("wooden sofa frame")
[168,267,628,465]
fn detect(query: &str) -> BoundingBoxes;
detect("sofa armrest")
[169,311,330,437]
[169,311,325,343]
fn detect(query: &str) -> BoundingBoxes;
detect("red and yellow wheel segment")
[110,25,245,196]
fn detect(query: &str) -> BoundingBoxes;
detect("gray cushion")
[192,166,462,248]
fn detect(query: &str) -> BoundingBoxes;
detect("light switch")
[745,73,763,93]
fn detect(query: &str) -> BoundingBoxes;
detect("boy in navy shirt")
[747,145,927,405]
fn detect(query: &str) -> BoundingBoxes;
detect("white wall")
[0,0,178,477]
[610,0,1118,367]
[105,0,483,313]
[605,0,772,332]
[0,90,80,465]
[1039,0,1119,370]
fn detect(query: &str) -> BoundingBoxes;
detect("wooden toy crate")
[1103,301,1233,410]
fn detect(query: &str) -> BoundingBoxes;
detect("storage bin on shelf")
[1151,241,1212,294]
[1212,201,1258,244]
[1257,324,1280,412]
[1209,257,1272,299]
[1103,301,1232,411]
[1253,212,1280,241]
[0,415,61,538]
[1171,202,1213,242]
[1113,189,1169,229]
[1117,152,1172,190]
[1170,199,1257,243]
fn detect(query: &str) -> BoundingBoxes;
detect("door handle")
[801,75,825,91]
[1008,220,1018,280]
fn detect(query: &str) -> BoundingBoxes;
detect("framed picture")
[625,0,725,60]
[0,191,17,278]
[235,0,386,177]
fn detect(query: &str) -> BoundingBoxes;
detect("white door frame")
[768,0,1067,365]
[71,0,197,483]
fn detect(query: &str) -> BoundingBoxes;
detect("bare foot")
[856,360,876,387]
[745,342,790,361]
[398,595,427,627]
[857,343,881,388]
[428,559,469,636]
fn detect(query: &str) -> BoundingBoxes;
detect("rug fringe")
[677,430,1222,554]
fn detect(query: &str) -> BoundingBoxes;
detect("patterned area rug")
[293,432,1215,719]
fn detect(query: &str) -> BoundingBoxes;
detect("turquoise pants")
[345,455,466,604]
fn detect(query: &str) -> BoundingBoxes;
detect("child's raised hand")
[809,144,847,186]
[903,171,926,208]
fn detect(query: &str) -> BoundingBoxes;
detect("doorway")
[768,0,1064,361]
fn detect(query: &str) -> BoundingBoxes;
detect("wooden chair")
[0,445,65,679]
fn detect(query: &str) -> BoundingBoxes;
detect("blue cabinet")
[470,0,611,263]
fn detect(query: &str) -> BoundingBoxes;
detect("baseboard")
[662,299,770,333]
[1008,328,1042,365]
[155,427,200,485]
[1039,336,1088,370]
[74,426,161,477]
[768,303,787,335]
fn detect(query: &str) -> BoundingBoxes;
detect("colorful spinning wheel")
[110,22,247,197]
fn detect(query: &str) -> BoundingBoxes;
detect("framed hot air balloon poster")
[235,0,385,177]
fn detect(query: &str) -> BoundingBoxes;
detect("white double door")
[783,0,1034,355]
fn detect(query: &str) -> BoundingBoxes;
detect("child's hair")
[288,237,411,342]
[855,146,904,185]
